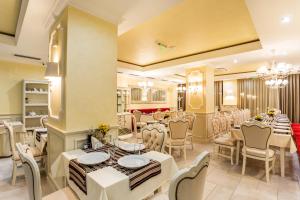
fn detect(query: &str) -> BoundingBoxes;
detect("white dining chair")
[141,124,167,152]
[241,122,276,182]
[15,143,78,200]
[211,117,236,165]
[5,122,46,185]
[165,120,189,160]
[153,111,163,121]
[40,116,48,128]
[185,113,196,150]
[133,110,146,130]
[152,151,210,200]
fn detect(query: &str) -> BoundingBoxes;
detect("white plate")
[118,155,150,169]
[119,143,145,152]
[77,152,110,166]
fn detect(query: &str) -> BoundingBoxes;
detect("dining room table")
[231,116,297,177]
[51,143,178,200]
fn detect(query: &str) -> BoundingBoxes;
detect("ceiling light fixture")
[281,16,291,24]
[233,59,238,63]
[256,61,299,88]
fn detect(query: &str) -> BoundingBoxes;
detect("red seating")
[129,108,170,114]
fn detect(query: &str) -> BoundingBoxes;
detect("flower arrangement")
[267,110,275,117]
[93,123,110,143]
[254,115,263,122]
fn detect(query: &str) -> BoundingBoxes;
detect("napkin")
[91,136,103,149]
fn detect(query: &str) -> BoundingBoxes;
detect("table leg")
[280,147,285,177]
[236,140,240,165]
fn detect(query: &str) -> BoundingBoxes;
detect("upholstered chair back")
[4,122,18,160]
[16,143,42,200]
[133,110,142,122]
[241,122,273,150]
[185,114,196,131]
[211,118,220,137]
[40,116,48,128]
[153,111,163,121]
[169,120,189,140]
[141,125,166,152]
[169,151,210,200]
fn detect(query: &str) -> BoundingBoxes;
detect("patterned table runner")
[69,144,161,194]
[36,130,47,142]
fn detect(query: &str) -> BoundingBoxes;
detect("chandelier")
[256,61,299,88]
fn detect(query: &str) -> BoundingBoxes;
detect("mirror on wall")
[130,87,166,103]
[151,89,166,103]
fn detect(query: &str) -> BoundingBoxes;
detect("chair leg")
[169,145,172,156]
[11,162,17,185]
[190,137,194,150]
[183,146,187,160]
[230,148,234,165]
[265,160,270,182]
[272,158,275,174]
[242,155,246,175]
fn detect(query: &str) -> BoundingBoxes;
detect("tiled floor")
[1,143,299,200]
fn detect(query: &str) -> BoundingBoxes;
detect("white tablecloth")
[52,150,178,200]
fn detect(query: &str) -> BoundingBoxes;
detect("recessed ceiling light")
[281,16,291,24]
[233,59,238,63]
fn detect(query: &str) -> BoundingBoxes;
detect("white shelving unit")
[22,80,49,131]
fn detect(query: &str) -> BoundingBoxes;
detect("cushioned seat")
[137,121,147,127]
[245,148,275,158]
[214,136,236,146]
[12,146,44,161]
[166,138,185,146]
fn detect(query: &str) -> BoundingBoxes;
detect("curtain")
[279,74,300,123]
[214,81,223,110]
[237,79,279,116]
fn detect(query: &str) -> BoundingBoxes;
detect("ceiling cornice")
[118,39,261,70]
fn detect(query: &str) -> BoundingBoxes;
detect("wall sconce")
[45,62,59,79]
[188,71,203,94]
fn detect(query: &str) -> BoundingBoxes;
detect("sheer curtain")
[237,79,279,116]
[214,81,223,110]
[279,74,300,123]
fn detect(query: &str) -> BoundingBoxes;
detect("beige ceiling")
[0,0,21,36]
[118,0,260,67]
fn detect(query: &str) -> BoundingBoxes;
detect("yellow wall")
[117,74,177,109]
[65,7,117,131]
[0,60,45,115]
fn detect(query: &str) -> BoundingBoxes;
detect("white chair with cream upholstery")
[241,122,276,182]
[15,143,78,200]
[184,113,196,150]
[133,110,146,130]
[5,122,46,185]
[211,117,236,165]
[153,111,163,121]
[165,120,189,160]
[152,151,210,200]
[141,124,167,152]
[40,116,48,128]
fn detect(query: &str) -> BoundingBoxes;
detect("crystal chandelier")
[256,61,299,88]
